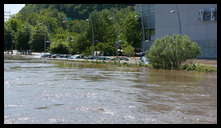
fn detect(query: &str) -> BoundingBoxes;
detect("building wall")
[135,4,155,52]
[155,4,217,59]
[135,4,155,29]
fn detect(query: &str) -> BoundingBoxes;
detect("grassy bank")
[4,54,29,60]
[48,59,216,73]
[49,59,150,69]
[181,63,217,72]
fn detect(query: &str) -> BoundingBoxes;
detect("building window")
[211,8,217,21]
[145,29,155,41]
[199,9,204,21]
[198,8,217,21]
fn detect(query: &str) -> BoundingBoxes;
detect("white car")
[69,54,83,59]
[41,53,51,58]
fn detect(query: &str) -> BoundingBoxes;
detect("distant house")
[135,4,217,59]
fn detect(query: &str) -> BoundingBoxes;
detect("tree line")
[4,4,141,56]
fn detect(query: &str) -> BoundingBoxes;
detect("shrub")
[146,34,200,69]
[122,43,135,57]
[181,63,217,72]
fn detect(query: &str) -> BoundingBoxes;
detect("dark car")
[96,56,111,60]
[51,54,57,58]
[84,56,97,60]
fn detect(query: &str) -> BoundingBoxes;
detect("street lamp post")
[169,5,183,69]
[175,4,182,34]
[169,4,182,34]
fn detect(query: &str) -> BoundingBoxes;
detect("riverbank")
[4,53,217,72]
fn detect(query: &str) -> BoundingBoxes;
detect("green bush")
[146,34,200,69]
[122,43,135,57]
[181,63,216,72]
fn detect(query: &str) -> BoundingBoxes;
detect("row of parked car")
[41,53,130,61]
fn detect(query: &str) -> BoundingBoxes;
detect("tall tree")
[4,24,13,51]
[5,18,23,51]
[30,25,49,52]
[15,24,32,52]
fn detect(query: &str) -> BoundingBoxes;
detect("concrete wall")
[155,4,217,59]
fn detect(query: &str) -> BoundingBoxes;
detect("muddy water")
[4,59,217,124]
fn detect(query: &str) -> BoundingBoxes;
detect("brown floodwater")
[4,59,217,124]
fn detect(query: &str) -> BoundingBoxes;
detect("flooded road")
[4,59,217,124]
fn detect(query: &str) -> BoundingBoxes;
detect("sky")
[4,4,25,16]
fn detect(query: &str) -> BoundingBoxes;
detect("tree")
[122,43,135,57]
[122,10,141,48]
[76,33,91,53]
[115,7,141,48]
[15,24,32,52]
[103,43,116,56]
[6,5,140,56]
[5,18,23,51]
[69,20,89,33]
[89,9,115,43]
[30,25,49,52]
[20,4,132,20]
[146,34,201,69]
[83,7,141,56]
[49,40,70,54]
[4,24,13,51]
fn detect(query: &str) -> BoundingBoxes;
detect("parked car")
[41,53,51,58]
[135,52,145,57]
[120,57,129,61]
[111,57,129,61]
[83,56,96,60]
[51,54,57,58]
[96,56,111,60]
[69,54,83,59]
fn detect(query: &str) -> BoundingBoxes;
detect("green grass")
[4,54,29,60]
[48,59,150,68]
[181,63,217,72]
[51,60,217,72]
[49,60,217,73]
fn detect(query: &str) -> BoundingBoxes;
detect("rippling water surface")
[4,59,217,124]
